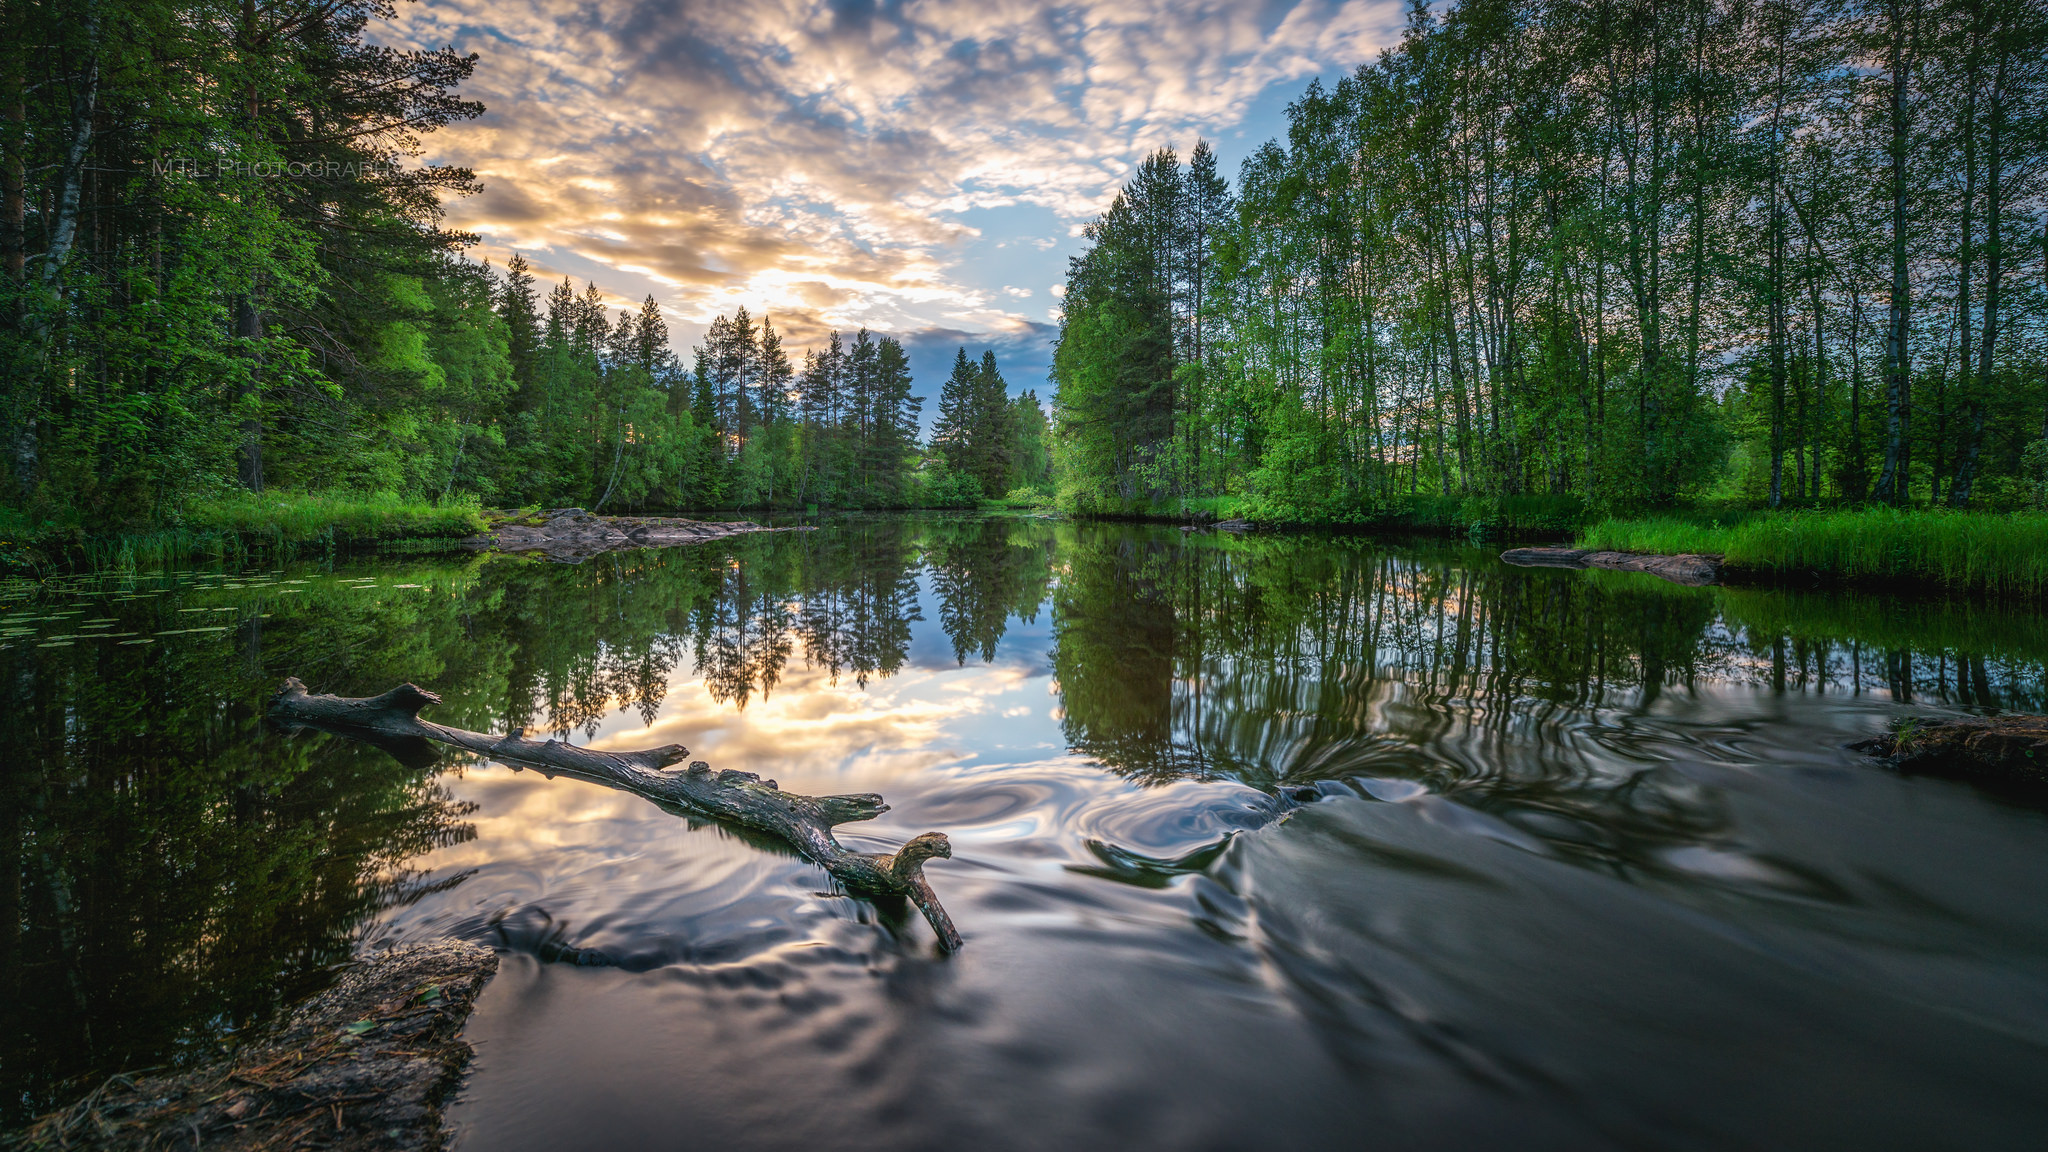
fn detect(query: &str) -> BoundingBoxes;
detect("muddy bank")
[1501,546,1724,587]
[5,940,497,1152]
[1854,714,2048,786]
[469,507,799,561]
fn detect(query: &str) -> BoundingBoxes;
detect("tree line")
[1053,0,2048,518]
[0,0,1048,524]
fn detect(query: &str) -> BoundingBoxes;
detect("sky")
[378,0,1410,401]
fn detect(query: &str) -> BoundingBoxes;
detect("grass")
[2,491,489,575]
[182,490,486,544]
[1577,508,2048,599]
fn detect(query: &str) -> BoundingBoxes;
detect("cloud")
[378,0,1404,358]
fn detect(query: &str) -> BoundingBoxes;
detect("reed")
[1577,509,2048,599]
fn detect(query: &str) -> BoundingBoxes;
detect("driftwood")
[269,678,962,951]
[1501,547,1723,587]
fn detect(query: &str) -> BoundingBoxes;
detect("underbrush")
[1578,508,2048,599]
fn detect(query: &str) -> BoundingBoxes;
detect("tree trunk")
[1952,50,2005,508]
[38,22,97,289]
[236,291,264,491]
[269,678,963,951]
[1875,0,1915,506]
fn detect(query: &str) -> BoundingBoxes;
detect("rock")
[1214,519,1252,533]
[1852,714,2048,785]
[1499,547,1594,568]
[1500,547,1722,587]
[477,508,796,561]
[6,940,498,1151]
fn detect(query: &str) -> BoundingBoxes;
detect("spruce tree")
[933,349,978,469]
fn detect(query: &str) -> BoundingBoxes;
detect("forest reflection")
[7,516,2047,1121]
[1051,525,2048,783]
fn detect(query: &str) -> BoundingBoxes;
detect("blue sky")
[381,0,1407,407]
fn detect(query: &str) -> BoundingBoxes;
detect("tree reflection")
[0,582,479,1125]
[923,517,1053,665]
[1046,524,2048,874]
[12,519,2043,1116]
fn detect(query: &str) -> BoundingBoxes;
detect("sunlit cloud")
[378,0,1405,364]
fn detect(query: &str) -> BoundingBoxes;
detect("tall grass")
[182,490,487,545]
[2,491,490,575]
[1578,508,2048,599]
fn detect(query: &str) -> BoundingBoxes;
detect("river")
[6,515,2048,1149]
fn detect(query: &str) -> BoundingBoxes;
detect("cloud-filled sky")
[379,0,1407,397]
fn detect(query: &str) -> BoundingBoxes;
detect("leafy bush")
[918,468,984,509]
[1001,486,1055,509]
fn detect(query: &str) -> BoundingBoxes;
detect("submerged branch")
[269,677,962,951]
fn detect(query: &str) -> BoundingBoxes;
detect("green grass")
[1577,508,2048,599]
[181,490,486,544]
[2,491,489,574]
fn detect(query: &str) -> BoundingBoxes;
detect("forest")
[1053,0,2048,522]
[0,0,1048,531]
[7,0,2047,545]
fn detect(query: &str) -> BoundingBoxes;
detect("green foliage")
[182,491,486,544]
[1049,0,2048,526]
[0,1,984,532]
[917,466,984,509]
[1000,485,1057,509]
[2023,440,2048,510]
[1579,509,2048,598]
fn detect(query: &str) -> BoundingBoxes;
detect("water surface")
[6,517,2048,1149]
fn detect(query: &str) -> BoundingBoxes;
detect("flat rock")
[6,940,498,1151]
[1853,714,2048,785]
[473,507,796,561]
[1501,547,1722,587]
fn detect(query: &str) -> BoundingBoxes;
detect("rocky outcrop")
[1500,547,1724,587]
[1853,714,2048,785]
[472,507,795,561]
[5,940,498,1151]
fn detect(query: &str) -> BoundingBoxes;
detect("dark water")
[7,517,2048,1150]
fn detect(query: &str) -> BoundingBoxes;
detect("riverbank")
[3,940,497,1152]
[0,492,490,575]
[1575,509,2048,600]
[1072,493,1592,539]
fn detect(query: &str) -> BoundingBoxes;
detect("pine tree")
[633,296,669,375]
[757,317,793,424]
[499,254,542,398]
[971,350,1015,495]
[933,349,978,467]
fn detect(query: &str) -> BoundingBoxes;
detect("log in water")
[268,677,963,952]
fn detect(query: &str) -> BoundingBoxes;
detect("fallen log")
[269,678,962,952]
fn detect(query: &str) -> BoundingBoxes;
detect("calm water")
[7,517,2048,1150]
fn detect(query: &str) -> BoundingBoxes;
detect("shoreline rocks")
[469,507,798,561]
[5,940,498,1152]
[1500,547,1724,587]
[1853,714,2048,785]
